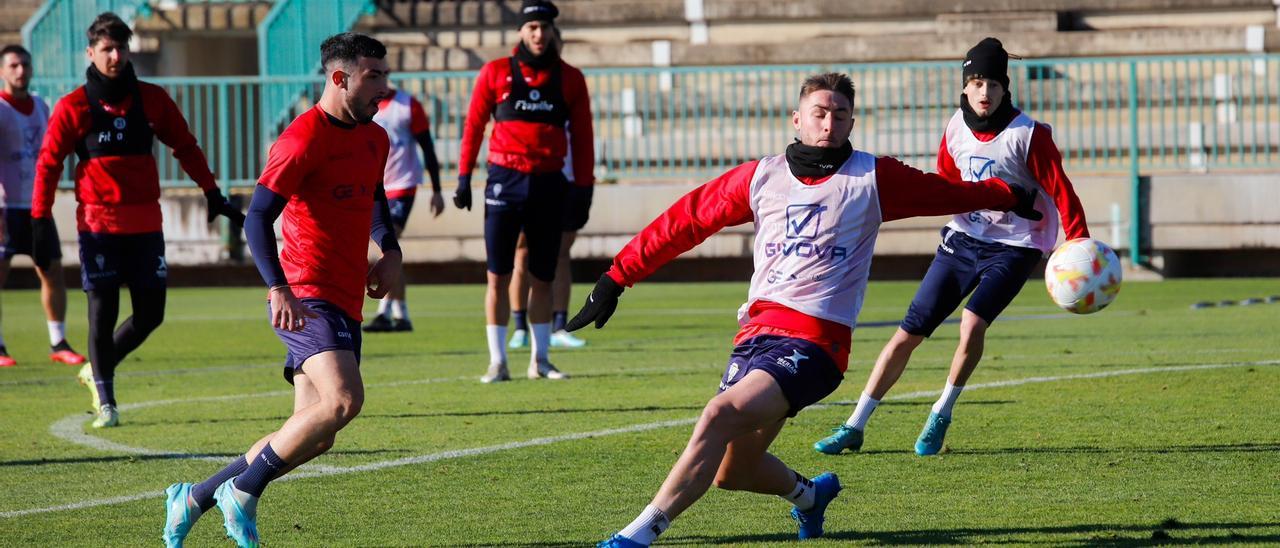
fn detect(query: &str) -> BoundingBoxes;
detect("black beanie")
[963,37,1009,88]
[519,0,558,26]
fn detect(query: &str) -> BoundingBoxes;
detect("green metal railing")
[21,0,149,79]
[29,54,1280,259]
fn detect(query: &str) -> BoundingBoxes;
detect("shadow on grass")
[664,519,1280,545]
[0,448,406,467]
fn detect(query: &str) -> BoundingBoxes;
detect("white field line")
[5,359,1278,519]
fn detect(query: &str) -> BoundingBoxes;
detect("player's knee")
[699,398,744,435]
[325,393,363,428]
[314,435,336,454]
[891,330,925,351]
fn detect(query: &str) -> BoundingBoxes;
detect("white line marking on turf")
[6,359,1278,519]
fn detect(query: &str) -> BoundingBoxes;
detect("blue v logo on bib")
[786,204,827,239]
[968,156,996,180]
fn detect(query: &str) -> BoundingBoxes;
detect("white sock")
[392,300,408,320]
[48,321,66,346]
[377,298,392,317]
[486,325,507,365]
[530,322,551,362]
[781,471,817,511]
[845,392,879,430]
[932,382,964,418]
[618,504,670,546]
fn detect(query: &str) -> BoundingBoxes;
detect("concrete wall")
[21,173,1275,279]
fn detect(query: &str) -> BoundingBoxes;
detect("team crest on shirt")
[529,89,541,101]
[967,155,997,180]
[113,117,127,130]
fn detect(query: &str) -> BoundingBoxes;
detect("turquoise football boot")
[914,412,952,456]
[790,472,842,540]
[813,425,863,455]
[162,483,202,548]
[213,479,260,548]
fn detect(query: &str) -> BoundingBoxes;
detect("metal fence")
[28,54,1280,190]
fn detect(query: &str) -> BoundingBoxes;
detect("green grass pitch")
[1,278,1277,546]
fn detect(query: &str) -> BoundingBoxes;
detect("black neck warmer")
[785,139,853,178]
[86,62,139,104]
[515,40,560,70]
[960,91,1017,133]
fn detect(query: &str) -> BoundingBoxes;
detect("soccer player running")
[453,0,594,383]
[568,72,1044,547]
[814,38,1089,457]
[362,86,444,333]
[0,44,86,367]
[30,13,242,428]
[508,27,590,350]
[162,33,398,548]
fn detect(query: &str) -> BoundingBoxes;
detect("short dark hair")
[0,44,30,61]
[799,72,855,108]
[320,33,386,72]
[87,12,132,47]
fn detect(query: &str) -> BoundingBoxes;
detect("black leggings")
[87,286,166,406]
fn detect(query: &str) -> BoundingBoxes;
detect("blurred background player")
[30,13,243,428]
[163,32,398,548]
[362,86,444,333]
[814,37,1090,457]
[0,44,86,367]
[453,0,594,382]
[569,73,1043,547]
[508,27,592,350]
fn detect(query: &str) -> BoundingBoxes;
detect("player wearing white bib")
[568,73,1043,547]
[0,44,86,368]
[363,88,443,333]
[814,38,1090,457]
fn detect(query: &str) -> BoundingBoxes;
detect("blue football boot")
[162,483,201,548]
[597,533,647,547]
[813,425,863,455]
[213,479,260,548]
[790,472,842,540]
[914,412,952,456]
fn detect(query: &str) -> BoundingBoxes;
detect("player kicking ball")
[813,38,1089,458]
[568,72,1043,546]
[162,33,398,548]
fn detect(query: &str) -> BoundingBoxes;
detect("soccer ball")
[1044,238,1123,314]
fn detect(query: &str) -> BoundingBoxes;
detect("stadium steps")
[133,1,272,35]
[0,0,43,47]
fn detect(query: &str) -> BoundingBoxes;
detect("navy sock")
[233,444,288,498]
[552,311,568,332]
[95,380,115,407]
[191,456,248,512]
[513,310,529,331]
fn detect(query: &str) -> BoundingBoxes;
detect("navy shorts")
[78,231,166,291]
[563,184,592,232]
[718,335,844,417]
[2,209,62,261]
[483,164,567,282]
[900,227,1043,337]
[388,194,415,232]
[271,298,362,384]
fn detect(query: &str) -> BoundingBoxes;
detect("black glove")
[30,216,59,271]
[453,174,472,211]
[569,184,594,211]
[1003,182,1044,222]
[565,274,625,331]
[204,189,246,226]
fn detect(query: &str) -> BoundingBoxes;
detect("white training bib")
[0,94,50,208]
[741,151,882,329]
[943,109,1058,253]
[372,90,425,193]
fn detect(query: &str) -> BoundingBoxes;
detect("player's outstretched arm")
[876,156,1041,222]
[565,273,624,331]
[366,183,403,298]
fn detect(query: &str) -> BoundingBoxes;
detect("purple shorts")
[270,298,362,384]
[718,335,843,417]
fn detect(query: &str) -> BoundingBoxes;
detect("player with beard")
[161,33,397,548]
[813,38,1089,457]
[30,13,242,428]
[568,72,1044,546]
[454,0,594,383]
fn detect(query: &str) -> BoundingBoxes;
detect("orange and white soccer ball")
[1044,238,1123,314]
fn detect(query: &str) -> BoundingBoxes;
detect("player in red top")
[814,38,1091,457]
[162,33,398,548]
[0,44,87,367]
[29,13,242,428]
[453,0,594,383]
[568,73,1042,546]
